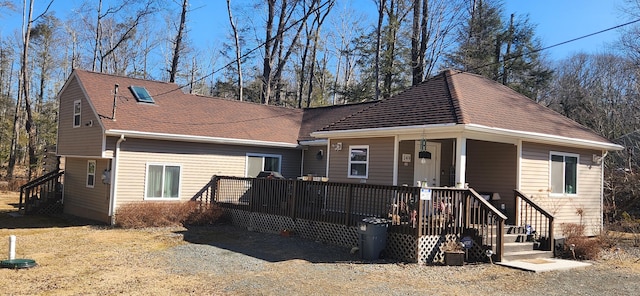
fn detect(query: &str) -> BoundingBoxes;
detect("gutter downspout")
[600,150,608,234]
[109,134,126,225]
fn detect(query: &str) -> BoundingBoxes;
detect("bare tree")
[373,0,385,100]
[261,0,318,105]
[305,0,334,108]
[169,0,188,83]
[226,0,243,101]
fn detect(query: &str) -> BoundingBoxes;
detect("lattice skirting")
[224,209,496,264]
[223,208,358,247]
[417,234,487,264]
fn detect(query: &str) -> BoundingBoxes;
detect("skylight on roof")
[129,86,155,103]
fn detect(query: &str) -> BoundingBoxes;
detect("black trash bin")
[358,217,390,260]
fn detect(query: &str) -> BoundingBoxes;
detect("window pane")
[146,165,163,198]
[247,156,262,178]
[565,156,577,194]
[264,157,280,172]
[164,166,180,198]
[351,148,368,162]
[550,155,564,194]
[87,175,95,186]
[350,163,367,176]
[88,162,96,174]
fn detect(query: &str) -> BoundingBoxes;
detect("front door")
[414,141,441,187]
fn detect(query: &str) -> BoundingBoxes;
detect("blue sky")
[0,0,631,62]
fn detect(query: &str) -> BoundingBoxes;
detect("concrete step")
[503,250,553,261]
[504,242,537,253]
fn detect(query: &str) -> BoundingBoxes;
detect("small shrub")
[115,201,223,228]
[183,203,224,226]
[561,223,602,260]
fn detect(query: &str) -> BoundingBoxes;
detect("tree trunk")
[226,0,243,101]
[22,0,37,179]
[502,13,514,85]
[169,0,188,83]
[92,0,103,72]
[375,0,385,100]
[261,0,276,105]
[411,0,420,85]
[306,0,333,108]
[418,0,429,80]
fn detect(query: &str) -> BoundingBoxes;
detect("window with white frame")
[73,100,81,127]
[246,154,281,177]
[145,164,181,199]
[550,152,578,195]
[86,160,96,188]
[348,145,369,178]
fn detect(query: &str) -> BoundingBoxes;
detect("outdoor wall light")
[316,150,323,160]
[418,137,431,164]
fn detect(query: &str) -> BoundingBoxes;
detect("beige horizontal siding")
[63,157,111,223]
[57,76,105,157]
[114,138,302,207]
[520,142,603,236]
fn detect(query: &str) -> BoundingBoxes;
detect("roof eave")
[105,129,301,148]
[310,123,623,151]
[464,124,624,151]
[310,123,460,139]
[298,139,328,146]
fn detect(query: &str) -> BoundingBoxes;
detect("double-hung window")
[86,160,96,188]
[550,152,578,195]
[73,100,81,127]
[246,154,281,177]
[145,163,181,199]
[348,145,369,178]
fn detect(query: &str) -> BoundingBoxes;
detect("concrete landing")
[497,258,591,272]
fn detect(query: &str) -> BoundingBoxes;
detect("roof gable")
[320,70,612,145]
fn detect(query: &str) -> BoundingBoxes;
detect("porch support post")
[455,136,467,186]
[392,136,399,186]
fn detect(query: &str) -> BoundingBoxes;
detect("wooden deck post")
[345,183,353,226]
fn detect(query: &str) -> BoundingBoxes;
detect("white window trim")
[144,163,182,200]
[245,153,282,177]
[549,151,579,197]
[73,100,81,128]
[348,145,369,179]
[86,160,96,188]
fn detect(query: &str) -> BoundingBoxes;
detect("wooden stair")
[19,170,64,215]
[502,225,553,261]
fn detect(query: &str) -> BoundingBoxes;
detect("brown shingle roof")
[74,70,304,145]
[321,70,612,144]
[298,101,378,142]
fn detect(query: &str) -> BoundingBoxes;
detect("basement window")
[129,86,155,103]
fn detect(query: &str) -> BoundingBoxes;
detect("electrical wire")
[461,18,640,75]
[152,0,333,99]
[153,6,640,99]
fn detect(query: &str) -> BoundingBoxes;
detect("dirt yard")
[2,191,640,295]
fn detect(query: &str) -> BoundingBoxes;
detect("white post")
[9,235,16,260]
[455,136,467,187]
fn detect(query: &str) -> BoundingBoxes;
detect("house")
[49,69,621,239]
[311,70,623,237]
[52,69,371,224]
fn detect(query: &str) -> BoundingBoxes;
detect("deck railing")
[196,176,507,255]
[514,189,554,252]
[19,169,65,214]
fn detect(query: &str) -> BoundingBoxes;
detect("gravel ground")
[157,224,640,295]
